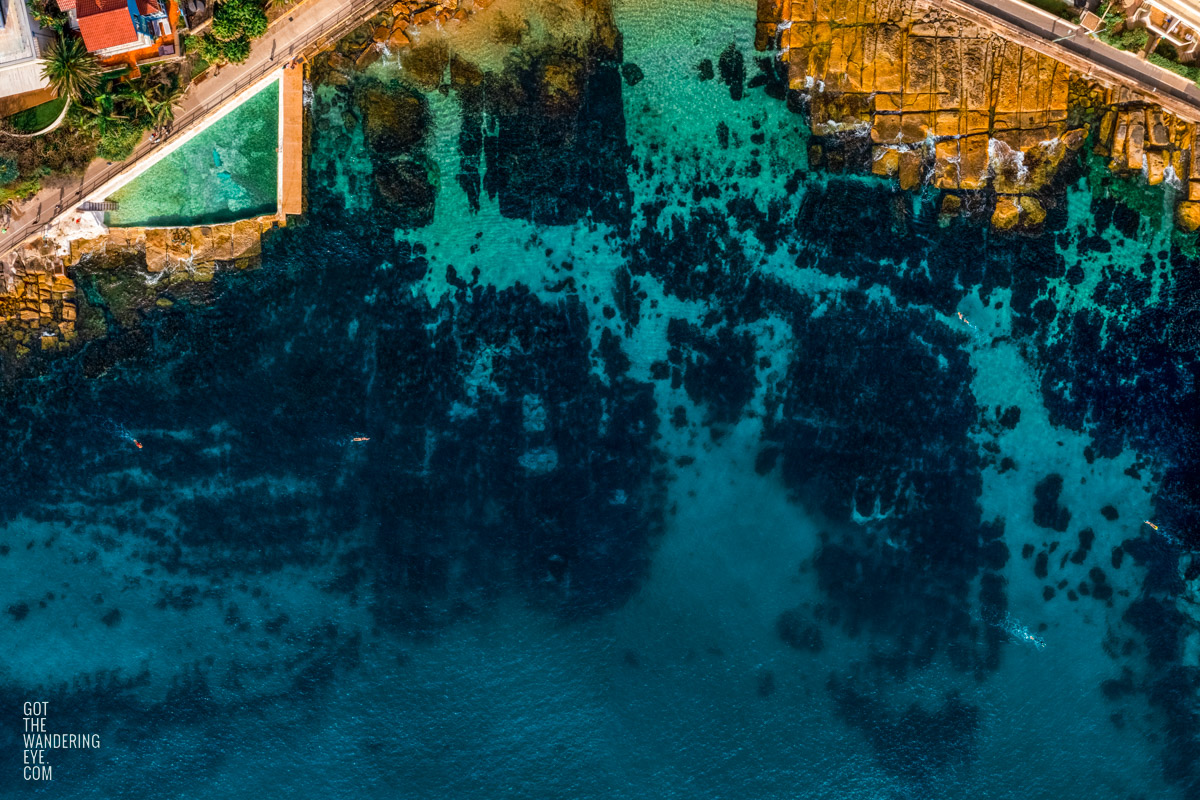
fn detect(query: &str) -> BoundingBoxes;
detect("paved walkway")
[0,0,389,256]
[936,0,1200,121]
[280,65,305,216]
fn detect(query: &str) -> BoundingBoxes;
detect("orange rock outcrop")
[0,242,77,356]
[757,0,1200,229]
[66,217,275,273]
[0,217,275,358]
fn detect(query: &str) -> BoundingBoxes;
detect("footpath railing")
[0,0,391,256]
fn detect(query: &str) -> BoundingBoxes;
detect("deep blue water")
[1,0,1198,797]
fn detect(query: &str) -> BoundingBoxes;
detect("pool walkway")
[0,0,392,255]
[280,65,304,217]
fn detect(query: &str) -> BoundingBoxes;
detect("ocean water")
[1,0,1198,797]
[105,79,280,228]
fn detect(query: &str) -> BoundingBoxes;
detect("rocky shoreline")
[0,217,274,368]
[0,242,78,359]
[757,0,1200,230]
[0,0,617,366]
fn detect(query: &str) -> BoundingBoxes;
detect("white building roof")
[0,0,52,99]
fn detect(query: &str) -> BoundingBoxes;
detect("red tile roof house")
[57,0,172,58]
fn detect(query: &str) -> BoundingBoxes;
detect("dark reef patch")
[763,293,989,674]
[1033,474,1071,532]
[354,78,435,227]
[828,675,980,786]
[776,608,824,652]
[454,32,632,228]
[717,43,745,100]
[666,318,758,426]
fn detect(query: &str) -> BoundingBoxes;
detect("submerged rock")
[359,83,429,156]
[776,608,824,652]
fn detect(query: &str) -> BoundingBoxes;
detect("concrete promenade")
[280,65,305,217]
[0,0,389,256]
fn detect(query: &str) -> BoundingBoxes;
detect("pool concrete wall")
[86,64,306,228]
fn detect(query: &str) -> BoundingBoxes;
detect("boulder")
[992,195,1021,230]
[355,46,381,71]
[898,149,922,190]
[1018,195,1045,226]
[1147,109,1170,147]
[940,193,962,218]
[143,229,169,273]
[211,224,234,260]
[871,146,899,177]
[1176,201,1200,231]
[959,135,990,190]
[932,140,959,189]
[1062,126,1088,151]
[189,227,215,263]
[231,220,261,258]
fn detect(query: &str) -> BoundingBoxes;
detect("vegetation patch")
[195,0,269,65]
[5,96,68,133]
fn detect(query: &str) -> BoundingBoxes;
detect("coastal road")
[0,0,390,256]
[935,0,1200,121]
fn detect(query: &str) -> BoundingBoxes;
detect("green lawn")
[6,96,67,133]
[1022,0,1076,21]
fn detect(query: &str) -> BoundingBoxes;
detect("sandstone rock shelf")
[757,0,1200,230]
[0,243,77,357]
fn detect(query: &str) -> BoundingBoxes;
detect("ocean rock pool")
[104,78,279,228]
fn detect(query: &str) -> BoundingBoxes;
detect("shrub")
[0,154,18,185]
[25,0,67,33]
[211,0,267,42]
[197,32,251,64]
[0,177,42,204]
[97,121,144,161]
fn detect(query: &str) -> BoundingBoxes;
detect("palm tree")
[115,80,154,124]
[77,88,129,136]
[41,36,100,104]
[146,79,186,127]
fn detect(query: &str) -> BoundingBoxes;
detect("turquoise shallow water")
[0,0,1198,797]
[105,79,280,228]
